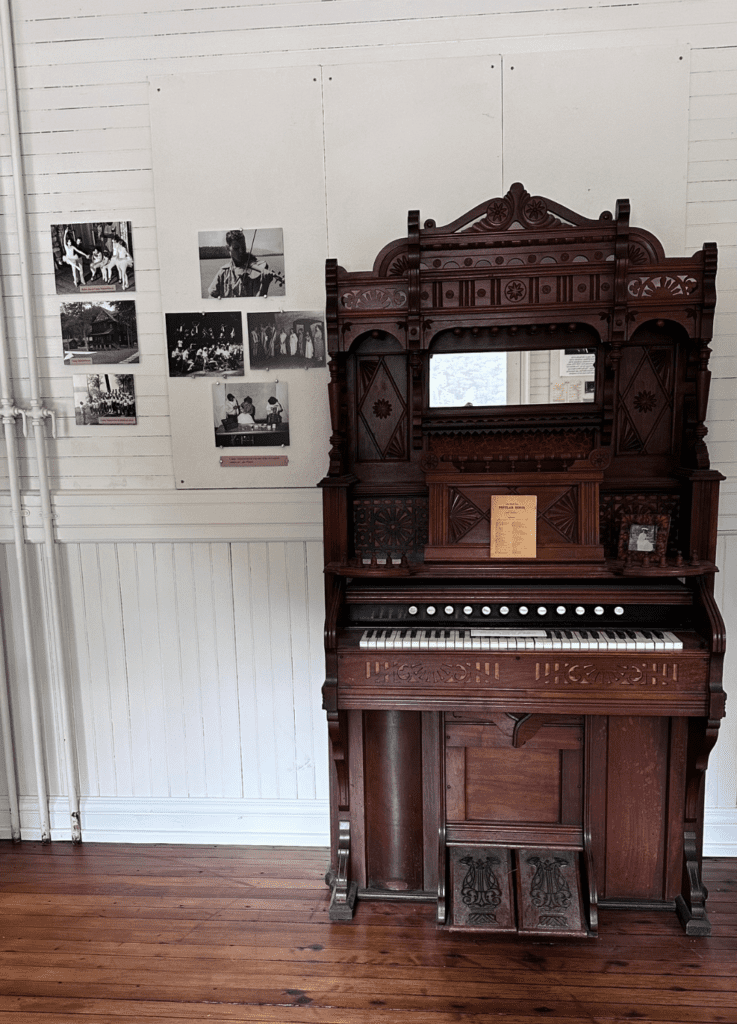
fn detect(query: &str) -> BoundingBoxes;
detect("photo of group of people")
[52,222,135,294]
[74,374,137,425]
[61,301,139,365]
[165,312,244,377]
[213,382,289,448]
[246,311,325,369]
[53,220,141,429]
[198,228,285,299]
[55,218,321,447]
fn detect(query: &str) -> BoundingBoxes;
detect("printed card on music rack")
[490,495,537,558]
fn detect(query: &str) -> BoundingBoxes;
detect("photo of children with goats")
[246,311,325,369]
[52,222,135,294]
[74,374,137,425]
[213,382,289,448]
[165,312,244,377]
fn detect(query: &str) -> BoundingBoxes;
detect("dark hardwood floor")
[0,842,735,1023]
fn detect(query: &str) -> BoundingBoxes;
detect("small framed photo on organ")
[618,513,670,565]
[165,311,244,377]
[61,300,139,365]
[199,228,285,299]
[213,381,289,448]
[246,311,326,369]
[73,373,137,425]
[52,221,135,294]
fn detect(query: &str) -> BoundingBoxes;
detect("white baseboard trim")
[703,808,737,857]
[2,798,734,856]
[2,796,330,846]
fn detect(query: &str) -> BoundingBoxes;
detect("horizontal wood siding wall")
[0,0,734,847]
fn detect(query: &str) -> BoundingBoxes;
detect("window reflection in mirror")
[429,348,596,407]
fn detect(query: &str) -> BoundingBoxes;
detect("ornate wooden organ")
[319,184,725,937]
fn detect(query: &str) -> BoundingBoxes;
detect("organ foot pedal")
[326,821,358,921]
[449,845,592,937]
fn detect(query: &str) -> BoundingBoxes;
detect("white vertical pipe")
[0,625,21,841]
[0,269,45,842]
[0,0,81,842]
[0,392,29,842]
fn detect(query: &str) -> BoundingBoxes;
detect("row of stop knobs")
[406,604,626,617]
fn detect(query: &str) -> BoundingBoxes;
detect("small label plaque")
[220,455,288,468]
[490,495,537,558]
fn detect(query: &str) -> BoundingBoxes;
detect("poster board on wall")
[150,65,331,489]
[502,45,690,256]
[149,56,504,489]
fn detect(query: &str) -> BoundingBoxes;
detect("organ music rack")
[319,183,725,937]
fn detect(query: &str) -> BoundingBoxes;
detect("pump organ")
[319,184,725,937]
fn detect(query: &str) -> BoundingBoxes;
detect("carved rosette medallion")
[505,280,527,302]
[353,496,428,560]
[633,390,658,414]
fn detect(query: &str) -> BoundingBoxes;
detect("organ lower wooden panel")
[445,715,583,831]
[602,716,675,900]
[337,650,712,716]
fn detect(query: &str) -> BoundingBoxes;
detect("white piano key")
[631,629,655,650]
[652,628,679,650]
[661,629,683,650]
[572,630,593,650]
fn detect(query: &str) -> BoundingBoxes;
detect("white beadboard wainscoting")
[0,524,330,844]
[0,1,734,853]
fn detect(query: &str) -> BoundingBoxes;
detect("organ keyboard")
[359,627,683,650]
[320,184,726,940]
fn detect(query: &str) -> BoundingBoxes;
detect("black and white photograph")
[617,513,671,564]
[628,524,656,553]
[213,381,289,448]
[52,221,135,294]
[73,373,137,425]
[199,228,285,299]
[165,311,244,377]
[61,301,139,365]
[246,311,326,369]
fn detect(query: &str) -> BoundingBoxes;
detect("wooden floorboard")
[1,843,735,1024]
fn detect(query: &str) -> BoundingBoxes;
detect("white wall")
[0,0,735,851]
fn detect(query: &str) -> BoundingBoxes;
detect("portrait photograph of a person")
[628,524,656,553]
[198,228,285,299]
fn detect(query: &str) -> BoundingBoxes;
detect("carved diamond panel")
[617,346,674,456]
[357,355,408,461]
